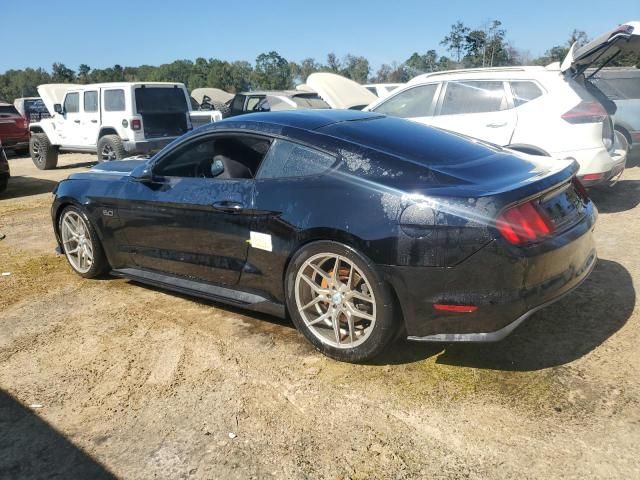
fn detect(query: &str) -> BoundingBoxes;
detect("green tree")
[440,21,470,63]
[77,64,91,84]
[340,55,370,83]
[252,51,292,90]
[51,62,75,83]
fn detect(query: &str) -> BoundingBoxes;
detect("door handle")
[74,120,81,123]
[486,122,507,128]
[212,200,244,213]
[91,119,98,123]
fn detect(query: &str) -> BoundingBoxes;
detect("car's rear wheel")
[0,176,7,194]
[285,241,397,362]
[30,133,58,170]
[97,135,126,162]
[59,206,109,278]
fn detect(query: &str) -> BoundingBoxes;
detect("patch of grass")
[0,252,76,310]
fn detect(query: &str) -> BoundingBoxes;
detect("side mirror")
[132,166,156,183]
[210,158,225,177]
[53,104,63,114]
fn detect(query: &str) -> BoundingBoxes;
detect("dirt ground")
[1,151,639,479]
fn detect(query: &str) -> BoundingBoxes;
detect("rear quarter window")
[104,89,125,112]
[258,139,336,178]
[510,81,543,107]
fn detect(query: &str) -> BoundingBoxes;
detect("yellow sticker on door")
[249,231,273,252]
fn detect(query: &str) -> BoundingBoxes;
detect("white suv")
[29,82,221,169]
[366,21,640,186]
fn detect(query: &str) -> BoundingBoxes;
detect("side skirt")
[111,267,286,318]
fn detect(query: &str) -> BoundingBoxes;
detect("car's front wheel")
[59,206,109,278]
[285,241,398,362]
[30,133,58,170]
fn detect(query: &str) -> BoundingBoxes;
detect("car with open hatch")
[51,110,597,362]
[365,21,640,187]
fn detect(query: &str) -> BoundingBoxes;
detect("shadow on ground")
[0,176,59,199]
[374,259,634,371]
[590,179,640,213]
[0,390,115,479]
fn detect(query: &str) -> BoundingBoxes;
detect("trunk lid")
[561,21,640,75]
[307,72,378,110]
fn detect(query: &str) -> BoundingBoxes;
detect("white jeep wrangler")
[29,82,222,169]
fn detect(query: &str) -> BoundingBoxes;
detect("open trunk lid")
[37,84,79,115]
[561,21,640,75]
[307,72,378,110]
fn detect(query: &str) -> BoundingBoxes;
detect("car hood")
[306,72,378,110]
[68,159,148,181]
[37,84,80,115]
[561,21,640,75]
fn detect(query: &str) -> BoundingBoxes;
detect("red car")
[0,102,29,154]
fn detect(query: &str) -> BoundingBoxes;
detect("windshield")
[135,87,188,113]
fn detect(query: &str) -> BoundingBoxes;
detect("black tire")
[285,241,398,363]
[0,176,7,194]
[30,133,58,170]
[97,135,126,162]
[58,205,110,279]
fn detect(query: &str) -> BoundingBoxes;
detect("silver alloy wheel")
[60,211,94,274]
[100,144,116,161]
[294,253,377,349]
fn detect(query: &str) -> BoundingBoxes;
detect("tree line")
[1,19,637,102]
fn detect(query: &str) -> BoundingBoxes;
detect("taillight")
[561,101,607,124]
[131,119,141,130]
[496,200,554,245]
[572,177,590,201]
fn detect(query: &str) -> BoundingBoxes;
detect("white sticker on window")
[249,231,272,252]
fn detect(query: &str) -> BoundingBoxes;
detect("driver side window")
[154,135,272,179]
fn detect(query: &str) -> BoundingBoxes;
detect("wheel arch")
[97,127,119,140]
[281,230,407,330]
[506,143,551,156]
[614,124,633,145]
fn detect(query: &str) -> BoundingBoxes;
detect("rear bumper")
[0,135,29,149]
[382,204,597,341]
[122,137,177,154]
[558,135,627,186]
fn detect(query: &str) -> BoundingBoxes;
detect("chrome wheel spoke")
[332,308,341,345]
[299,273,330,295]
[346,311,355,343]
[308,310,331,326]
[349,290,374,304]
[346,303,374,322]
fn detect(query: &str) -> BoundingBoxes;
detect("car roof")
[408,66,554,84]
[213,109,384,131]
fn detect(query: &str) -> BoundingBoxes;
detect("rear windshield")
[135,87,188,113]
[23,99,48,114]
[319,116,501,167]
[0,105,20,115]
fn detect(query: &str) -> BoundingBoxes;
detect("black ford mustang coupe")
[52,110,597,362]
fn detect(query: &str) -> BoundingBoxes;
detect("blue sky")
[1,0,638,73]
